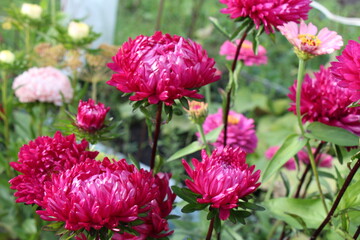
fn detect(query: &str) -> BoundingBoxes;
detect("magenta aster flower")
[76,99,110,132]
[278,21,343,60]
[219,39,267,66]
[288,66,360,136]
[265,146,296,170]
[219,0,311,34]
[331,38,360,101]
[9,132,98,205]
[182,147,261,220]
[200,108,257,153]
[107,31,220,106]
[36,158,159,232]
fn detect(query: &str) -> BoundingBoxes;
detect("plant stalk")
[1,71,9,147]
[155,0,165,31]
[92,81,97,102]
[353,225,360,240]
[206,217,215,240]
[187,0,205,38]
[150,102,163,170]
[196,123,211,156]
[311,157,360,239]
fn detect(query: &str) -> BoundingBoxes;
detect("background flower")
[12,67,73,106]
[182,147,261,220]
[20,3,42,20]
[0,50,15,64]
[298,148,333,168]
[288,66,360,136]
[219,0,311,33]
[219,39,267,66]
[265,146,296,170]
[76,99,110,132]
[107,31,220,105]
[331,38,360,102]
[200,108,258,153]
[68,21,90,40]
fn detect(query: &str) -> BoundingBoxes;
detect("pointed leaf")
[209,17,231,39]
[166,141,203,162]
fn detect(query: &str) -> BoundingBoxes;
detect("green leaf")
[205,124,224,143]
[280,171,290,197]
[171,186,198,204]
[179,97,189,110]
[262,134,307,182]
[214,216,222,233]
[284,212,308,233]
[181,203,208,213]
[209,17,231,39]
[334,144,344,164]
[230,18,252,40]
[306,122,359,146]
[237,201,265,211]
[166,141,203,162]
[264,198,328,229]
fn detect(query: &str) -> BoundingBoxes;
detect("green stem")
[1,71,9,147]
[155,0,165,31]
[295,58,328,213]
[51,0,56,25]
[37,104,46,136]
[150,102,163,170]
[187,0,205,38]
[92,81,97,102]
[25,26,31,56]
[196,123,211,156]
[205,84,211,107]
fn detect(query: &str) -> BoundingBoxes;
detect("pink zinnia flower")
[288,66,360,136]
[12,67,73,106]
[331,38,360,102]
[36,158,159,232]
[182,147,261,220]
[278,21,343,60]
[200,109,258,153]
[219,0,311,34]
[298,148,333,168]
[76,99,110,132]
[107,31,220,106]
[9,132,98,205]
[265,146,296,170]
[219,40,267,66]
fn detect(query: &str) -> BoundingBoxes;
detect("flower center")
[227,115,240,125]
[241,42,252,49]
[298,34,321,47]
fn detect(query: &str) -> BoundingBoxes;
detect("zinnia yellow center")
[298,34,321,47]
[227,115,240,125]
[241,42,252,49]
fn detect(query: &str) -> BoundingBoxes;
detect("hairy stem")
[150,102,163,170]
[311,157,360,239]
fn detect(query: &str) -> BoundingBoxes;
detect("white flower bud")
[0,50,15,64]
[67,21,90,40]
[20,3,42,20]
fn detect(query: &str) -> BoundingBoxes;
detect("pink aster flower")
[298,148,333,168]
[182,147,261,220]
[107,31,220,106]
[219,40,267,66]
[219,0,311,34]
[331,38,360,102]
[278,21,343,60]
[288,66,360,136]
[265,146,296,170]
[200,109,257,153]
[76,99,110,132]
[36,158,159,232]
[9,131,98,205]
[12,67,73,106]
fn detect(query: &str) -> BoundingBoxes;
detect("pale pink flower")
[219,0,311,34]
[12,67,73,106]
[182,147,261,220]
[219,40,267,66]
[278,21,343,59]
[200,109,258,153]
[331,38,360,101]
[265,146,296,170]
[107,31,220,106]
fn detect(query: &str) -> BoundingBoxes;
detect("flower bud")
[0,50,15,64]
[67,21,90,40]
[20,3,42,20]
[185,100,208,124]
[76,99,110,132]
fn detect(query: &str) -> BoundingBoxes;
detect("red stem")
[206,217,215,240]
[150,102,163,170]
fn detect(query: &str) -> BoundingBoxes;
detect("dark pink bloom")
[36,158,159,232]
[331,38,360,101]
[182,147,261,220]
[219,40,267,66]
[288,66,360,136]
[76,98,110,132]
[265,146,296,170]
[219,0,311,34]
[298,148,333,168]
[200,109,258,153]
[9,131,98,205]
[107,31,220,106]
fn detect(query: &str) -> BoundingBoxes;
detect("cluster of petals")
[219,0,311,34]
[278,21,343,59]
[9,131,97,205]
[219,39,267,66]
[107,31,220,106]
[200,108,258,153]
[288,66,360,136]
[265,146,333,170]
[182,147,261,220]
[76,98,110,132]
[331,38,360,102]
[12,67,73,106]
